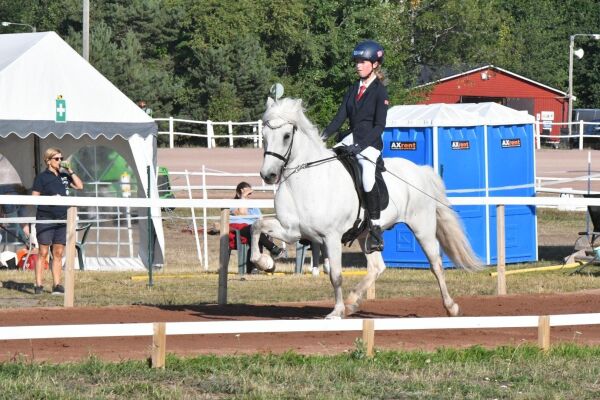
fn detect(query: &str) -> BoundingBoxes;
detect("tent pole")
[147,165,154,287]
[34,136,40,176]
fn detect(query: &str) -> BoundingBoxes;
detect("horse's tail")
[428,170,483,272]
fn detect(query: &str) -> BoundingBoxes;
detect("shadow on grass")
[538,245,576,263]
[1,280,36,294]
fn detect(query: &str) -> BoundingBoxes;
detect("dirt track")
[1,291,599,362]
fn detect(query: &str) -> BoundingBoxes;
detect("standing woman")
[31,148,83,295]
[321,40,389,253]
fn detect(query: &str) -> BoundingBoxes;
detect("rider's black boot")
[365,187,384,253]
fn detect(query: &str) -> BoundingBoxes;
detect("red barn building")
[417,65,567,142]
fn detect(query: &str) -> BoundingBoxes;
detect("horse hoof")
[255,254,274,271]
[446,303,461,317]
[325,314,342,320]
[311,267,320,277]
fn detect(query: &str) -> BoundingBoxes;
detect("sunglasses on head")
[52,157,64,161]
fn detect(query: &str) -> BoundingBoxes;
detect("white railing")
[0,313,598,366]
[154,117,263,149]
[154,117,600,151]
[535,120,600,150]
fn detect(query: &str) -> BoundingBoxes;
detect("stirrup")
[365,225,384,254]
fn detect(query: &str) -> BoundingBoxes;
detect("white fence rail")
[535,120,600,150]
[1,313,598,366]
[154,117,263,149]
[154,117,600,151]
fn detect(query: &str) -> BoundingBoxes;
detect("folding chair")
[75,224,92,270]
[228,226,250,275]
[570,193,600,275]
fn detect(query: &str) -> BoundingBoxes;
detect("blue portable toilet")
[381,103,537,267]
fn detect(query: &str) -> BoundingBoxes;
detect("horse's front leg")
[249,218,300,272]
[345,235,387,315]
[323,237,345,319]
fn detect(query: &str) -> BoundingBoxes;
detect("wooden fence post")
[496,204,506,295]
[64,206,77,308]
[362,319,375,357]
[152,322,166,368]
[366,282,376,300]
[218,209,230,305]
[538,315,550,351]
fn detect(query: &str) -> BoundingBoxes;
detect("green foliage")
[1,0,600,132]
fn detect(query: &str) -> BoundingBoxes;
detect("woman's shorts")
[36,223,66,245]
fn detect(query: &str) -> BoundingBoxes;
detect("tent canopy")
[0,32,163,269]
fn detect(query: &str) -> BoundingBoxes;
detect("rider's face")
[355,59,377,80]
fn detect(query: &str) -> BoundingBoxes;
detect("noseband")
[263,120,297,169]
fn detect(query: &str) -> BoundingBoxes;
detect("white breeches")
[335,135,381,192]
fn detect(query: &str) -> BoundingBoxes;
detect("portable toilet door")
[487,123,537,263]
[381,125,434,267]
[436,124,487,266]
[455,102,537,264]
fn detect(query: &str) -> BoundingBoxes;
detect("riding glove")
[345,144,362,155]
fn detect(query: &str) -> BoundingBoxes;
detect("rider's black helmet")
[352,40,384,65]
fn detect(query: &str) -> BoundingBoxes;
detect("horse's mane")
[262,98,323,145]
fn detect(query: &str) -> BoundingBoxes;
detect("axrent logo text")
[451,141,470,150]
[501,138,521,148]
[390,141,417,150]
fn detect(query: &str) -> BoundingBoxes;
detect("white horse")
[250,98,481,319]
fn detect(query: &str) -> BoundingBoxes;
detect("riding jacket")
[322,78,389,151]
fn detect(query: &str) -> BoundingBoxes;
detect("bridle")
[262,120,297,169]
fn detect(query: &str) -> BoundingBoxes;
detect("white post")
[534,121,541,150]
[258,120,263,148]
[252,125,258,148]
[568,34,575,137]
[202,165,209,270]
[185,170,203,267]
[228,121,234,148]
[579,120,584,150]
[207,120,215,149]
[169,116,174,149]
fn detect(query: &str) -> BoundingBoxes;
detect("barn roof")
[417,65,567,97]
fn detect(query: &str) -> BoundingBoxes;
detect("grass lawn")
[1,345,599,399]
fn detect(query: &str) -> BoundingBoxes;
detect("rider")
[321,40,389,253]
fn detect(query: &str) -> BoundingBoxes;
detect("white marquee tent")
[0,31,164,269]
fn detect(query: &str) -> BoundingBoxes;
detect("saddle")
[333,146,389,245]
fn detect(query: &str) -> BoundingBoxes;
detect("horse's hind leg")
[414,227,461,317]
[345,237,386,316]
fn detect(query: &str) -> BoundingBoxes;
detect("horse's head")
[260,97,318,184]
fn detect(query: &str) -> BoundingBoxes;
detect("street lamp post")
[567,33,600,137]
[0,21,36,32]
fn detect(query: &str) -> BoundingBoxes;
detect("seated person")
[0,183,33,246]
[230,182,283,272]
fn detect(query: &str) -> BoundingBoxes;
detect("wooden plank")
[152,322,166,368]
[362,319,375,357]
[496,204,506,295]
[366,282,375,300]
[64,207,77,308]
[538,315,550,351]
[218,208,230,305]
